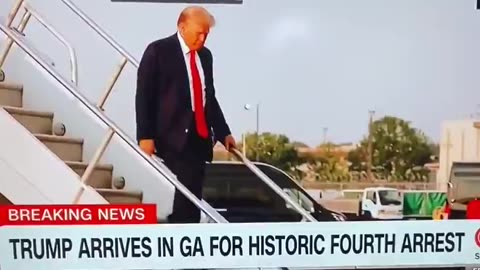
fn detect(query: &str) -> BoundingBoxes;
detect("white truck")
[318,187,404,220]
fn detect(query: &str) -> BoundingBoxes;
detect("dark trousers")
[163,120,210,224]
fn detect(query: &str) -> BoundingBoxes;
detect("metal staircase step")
[35,134,83,162]
[65,161,113,188]
[95,189,143,204]
[0,82,22,107]
[1,81,143,208]
[3,106,53,134]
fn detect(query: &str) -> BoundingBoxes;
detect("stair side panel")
[0,108,107,204]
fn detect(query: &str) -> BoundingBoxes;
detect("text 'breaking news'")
[0,205,158,225]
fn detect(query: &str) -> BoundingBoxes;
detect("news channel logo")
[470,228,480,270]
[476,228,480,248]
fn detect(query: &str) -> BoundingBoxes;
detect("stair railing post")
[6,0,24,27]
[97,57,127,110]
[0,8,30,68]
[22,3,78,85]
[72,128,115,204]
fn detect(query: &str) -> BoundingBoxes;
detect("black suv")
[202,161,347,223]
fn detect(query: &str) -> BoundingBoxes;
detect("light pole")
[367,110,375,181]
[242,133,247,155]
[322,127,328,144]
[244,103,260,161]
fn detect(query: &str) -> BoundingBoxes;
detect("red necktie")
[189,50,208,139]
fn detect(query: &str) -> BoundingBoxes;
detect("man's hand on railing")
[139,139,155,156]
[224,134,237,152]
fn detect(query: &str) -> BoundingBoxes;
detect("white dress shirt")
[177,32,206,112]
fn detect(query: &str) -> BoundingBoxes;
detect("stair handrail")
[0,20,227,224]
[62,0,139,67]
[59,0,318,222]
[61,0,139,109]
[0,1,78,84]
[231,149,318,222]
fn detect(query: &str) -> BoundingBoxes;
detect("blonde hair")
[177,6,216,27]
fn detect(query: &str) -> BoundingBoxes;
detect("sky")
[3,0,480,147]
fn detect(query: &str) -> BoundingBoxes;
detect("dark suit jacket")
[135,33,231,161]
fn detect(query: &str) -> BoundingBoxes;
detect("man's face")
[180,19,210,51]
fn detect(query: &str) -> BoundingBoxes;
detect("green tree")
[347,144,366,172]
[242,132,304,176]
[310,143,352,182]
[291,141,309,148]
[348,116,433,181]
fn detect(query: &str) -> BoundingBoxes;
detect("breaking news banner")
[0,220,479,270]
[0,204,158,226]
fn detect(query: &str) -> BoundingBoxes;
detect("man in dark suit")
[135,6,236,224]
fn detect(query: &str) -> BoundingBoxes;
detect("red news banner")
[0,204,158,226]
